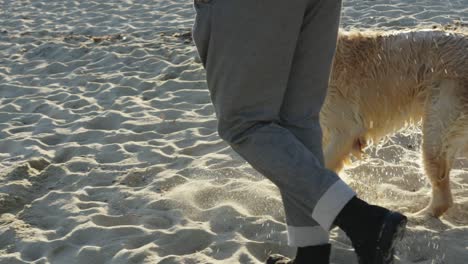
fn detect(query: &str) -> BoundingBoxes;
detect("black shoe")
[356,211,407,264]
[266,244,331,264]
[334,197,407,264]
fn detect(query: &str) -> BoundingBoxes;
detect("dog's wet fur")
[321,29,468,217]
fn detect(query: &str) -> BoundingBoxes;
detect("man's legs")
[192,0,406,263]
[192,0,355,248]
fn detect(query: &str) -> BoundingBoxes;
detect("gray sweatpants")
[192,0,356,247]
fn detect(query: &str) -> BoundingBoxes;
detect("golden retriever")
[321,29,468,217]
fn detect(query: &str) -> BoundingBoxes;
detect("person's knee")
[217,119,273,145]
[279,112,321,129]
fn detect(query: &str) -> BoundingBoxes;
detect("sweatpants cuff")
[312,180,356,231]
[286,225,330,247]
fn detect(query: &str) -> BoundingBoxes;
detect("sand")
[0,0,467,263]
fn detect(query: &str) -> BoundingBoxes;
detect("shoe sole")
[368,211,407,264]
[265,254,291,264]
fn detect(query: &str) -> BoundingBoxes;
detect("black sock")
[294,244,331,264]
[333,196,388,245]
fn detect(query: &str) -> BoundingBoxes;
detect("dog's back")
[324,30,468,144]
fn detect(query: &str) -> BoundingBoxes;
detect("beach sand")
[0,0,467,263]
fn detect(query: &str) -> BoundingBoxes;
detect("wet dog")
[321,29,468,217]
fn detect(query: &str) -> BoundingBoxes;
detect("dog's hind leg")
[420,145,454,217]
[428,109,468,216]
[418,79,463,217]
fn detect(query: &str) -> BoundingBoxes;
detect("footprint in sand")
[154,228,214,257]
[0,158,50,214]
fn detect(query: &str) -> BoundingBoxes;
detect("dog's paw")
[410,204,447,222]
[408,207,451,230]
[408,208,434,224]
